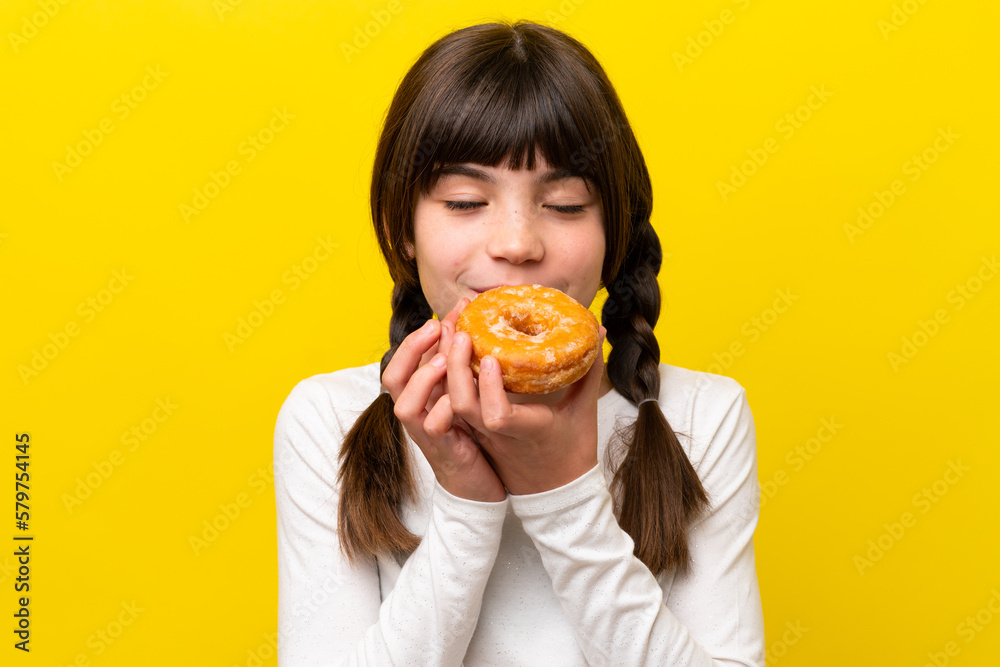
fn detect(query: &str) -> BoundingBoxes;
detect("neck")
[598,370,613,398]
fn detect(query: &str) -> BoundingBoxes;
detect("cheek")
[414,231,466,286]
[557,231,605,296]
[578,229,606,273]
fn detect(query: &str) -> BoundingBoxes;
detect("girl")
[275,20,765,666]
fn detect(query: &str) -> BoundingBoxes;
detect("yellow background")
[2,0,998,664]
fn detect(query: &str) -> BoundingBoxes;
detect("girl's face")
[412,152,606,318]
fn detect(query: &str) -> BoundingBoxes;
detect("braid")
[337,280,432,563]
[603,224,662,402]
[602,224,710,576]
[382,281,434,373]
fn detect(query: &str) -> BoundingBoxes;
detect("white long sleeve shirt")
[274,362,765,666]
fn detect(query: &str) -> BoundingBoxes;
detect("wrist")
[508,463,606,514]
[502,453,597,496]
[437,474,507,503]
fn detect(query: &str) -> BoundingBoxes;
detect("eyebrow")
[432,164,591,188]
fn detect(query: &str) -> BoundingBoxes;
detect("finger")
[426,301,473,407]
[419,316,451,368]
[417,298,469,371]
[418,343,438,370]
[477,355,551,437]
[381,319,440,396]
[443,296,470,327]
[439,318,454,360]
[446,331,483,430]
[438,297,469,358]
[391,352,447,426]
[450,414,477,443]
[477,355,514,432]
[423,392,458,438]
[435,319,454,398]
[435,299,468,398]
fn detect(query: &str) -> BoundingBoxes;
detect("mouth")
[470,284,511,295]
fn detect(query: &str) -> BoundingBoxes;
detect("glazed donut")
[455,284,601,394]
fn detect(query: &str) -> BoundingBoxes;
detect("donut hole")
[503,310,548,337]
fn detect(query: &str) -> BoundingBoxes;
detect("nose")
[485,208,544,265]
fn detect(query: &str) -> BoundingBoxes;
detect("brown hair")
[338,20,709,575]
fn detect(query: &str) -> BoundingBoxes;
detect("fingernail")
[482,357,494,372]
[431,353,446,368]
[421,320,434,334]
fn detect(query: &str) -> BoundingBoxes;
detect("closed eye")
[444,200,485,211]
[443,201,586,214]
[547,205,585,214]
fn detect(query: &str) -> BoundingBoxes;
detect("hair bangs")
[411,50,602,194]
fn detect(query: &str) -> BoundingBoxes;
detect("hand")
[381,298,507,503]
[446,327,607,495]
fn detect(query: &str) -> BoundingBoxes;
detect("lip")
[470,284,511,294]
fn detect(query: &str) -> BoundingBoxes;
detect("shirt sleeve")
[507,385,765,666]
[274,376,509,666]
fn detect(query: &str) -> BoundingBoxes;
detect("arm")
[508,384,765,666]
[274,376,508,666]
